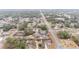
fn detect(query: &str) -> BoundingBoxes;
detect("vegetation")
[64,22,70,28]
[3,24,16,31]
[3,37,26,49]
[24,28,35,36]
[57,31,70,39]
[71,36,79,46]
[18,21,28,30]
[74,23,79,28]
[37,24,47,30]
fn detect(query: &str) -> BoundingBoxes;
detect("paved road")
[40,10,63,48]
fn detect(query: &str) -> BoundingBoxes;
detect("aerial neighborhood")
[0,9,79,49]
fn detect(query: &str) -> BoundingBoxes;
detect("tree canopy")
[57,31,70,39]
[3,37,26,49]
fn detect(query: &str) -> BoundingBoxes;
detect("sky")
[0,0,79,9]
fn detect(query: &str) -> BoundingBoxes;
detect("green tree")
[18,21,28,30]
[3,24,16,31]
[3,37,26,49]
[74,23,79,28]
[24,28,35,36]
[71,36,79,46]
[37,24,47,30]
[57,31,70,39]
[64,23,70,28]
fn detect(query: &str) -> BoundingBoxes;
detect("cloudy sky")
[0,0,79,9]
